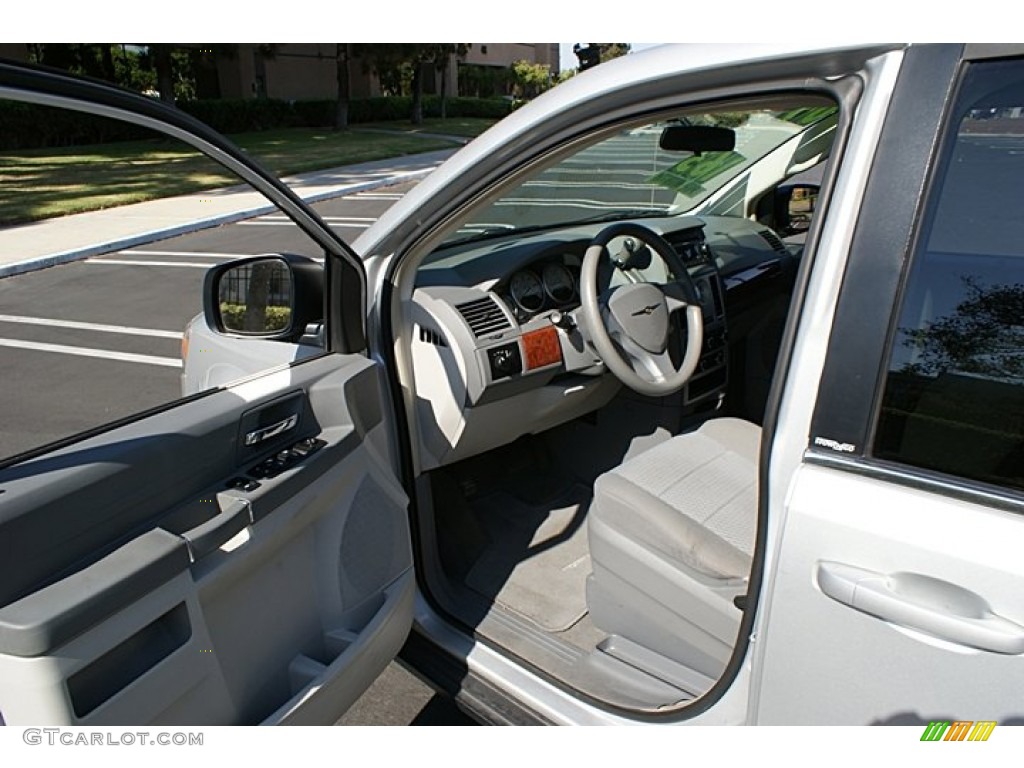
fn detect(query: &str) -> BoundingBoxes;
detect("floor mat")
[465,485,592,632]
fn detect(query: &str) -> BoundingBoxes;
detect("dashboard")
[407,214,793,470]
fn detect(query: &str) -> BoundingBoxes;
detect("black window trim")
[809,44,964,457]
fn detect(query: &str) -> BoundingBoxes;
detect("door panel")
[754,463,1024,723]
[0,354,413,725]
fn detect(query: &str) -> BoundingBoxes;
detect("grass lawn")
[0,121,494,226]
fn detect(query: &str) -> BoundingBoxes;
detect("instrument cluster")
[503,259,580,321]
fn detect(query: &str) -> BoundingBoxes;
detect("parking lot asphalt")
[0,182,413,459]
[338,662,476,726]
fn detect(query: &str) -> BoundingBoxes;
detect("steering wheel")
[579,222,704,396]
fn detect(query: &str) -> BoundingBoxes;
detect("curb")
[0,166,436,280]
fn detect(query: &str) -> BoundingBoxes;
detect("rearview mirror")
[659,125,736,154]
[203,254,323,341]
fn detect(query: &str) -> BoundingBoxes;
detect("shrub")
[422,96,512,119]
[219,304,292,332]
[0,101,150,150]
[179,99,298,133]
[0,94,514,150]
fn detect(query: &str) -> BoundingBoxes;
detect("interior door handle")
[817,561,1024,655]
[245,413,298,446]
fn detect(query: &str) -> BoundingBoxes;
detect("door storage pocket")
[67,603,191,717]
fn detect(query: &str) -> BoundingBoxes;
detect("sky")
[6,2,1007,46]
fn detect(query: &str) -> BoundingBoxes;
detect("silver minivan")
[2,43,1023,725]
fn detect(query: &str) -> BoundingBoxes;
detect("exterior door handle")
[816,561,1024,654]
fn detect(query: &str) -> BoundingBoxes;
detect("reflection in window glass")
[874,60,1024,490]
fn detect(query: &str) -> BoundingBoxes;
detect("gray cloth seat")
[586,417,760,679]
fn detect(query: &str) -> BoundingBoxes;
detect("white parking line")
[524,180,666,191]
[84,259,219,268]
[0,315,183,339]
[238,220,372,228]
[119,250,257,259]
[255,216,378,223]
[495,197,673,210]
[0,338,182,367]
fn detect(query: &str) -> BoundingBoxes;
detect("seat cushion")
[592,417,760,580]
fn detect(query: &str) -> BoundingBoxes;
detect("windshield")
[438,104,838,248]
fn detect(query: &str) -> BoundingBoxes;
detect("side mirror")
[774,183,819,236]
[203,255,323,342]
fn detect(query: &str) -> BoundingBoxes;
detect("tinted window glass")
[874,59,1024,490]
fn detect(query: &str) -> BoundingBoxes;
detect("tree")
[28,44,121,85]
[573,43,631,71]
[148,44,175,103]
[358,44,411,97]
[510,59,552,99]
[335,43,352,130]
[901,277,1024,380]
[433,44,468,120]
[410,54,427,126]
[409,44,468,125]
[360,44,469,125]
[458,64,512,98]
[112,46,155,92]
[597,44,631,62]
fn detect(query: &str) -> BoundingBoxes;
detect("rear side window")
[873,59,1024,491]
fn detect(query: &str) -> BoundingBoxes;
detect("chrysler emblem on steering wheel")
[631,303,661,317]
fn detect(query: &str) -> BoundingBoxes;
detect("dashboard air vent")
[418,325,447,347]
[759,229,787,255]
[455,295,512,337]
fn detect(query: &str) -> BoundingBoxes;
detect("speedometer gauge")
[509,271,545,313]
[542,263,575,304]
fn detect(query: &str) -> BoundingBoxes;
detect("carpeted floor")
[464,484,592,632]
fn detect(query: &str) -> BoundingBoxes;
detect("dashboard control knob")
[494,349,513,371]
[487,342,522,379]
